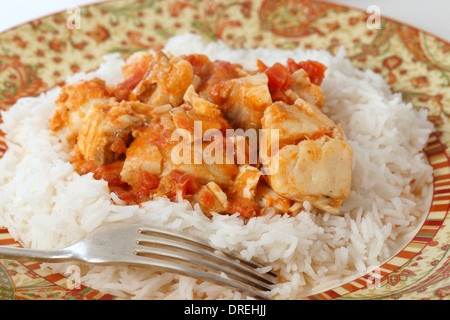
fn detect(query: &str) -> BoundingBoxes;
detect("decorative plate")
[1,0,449,300]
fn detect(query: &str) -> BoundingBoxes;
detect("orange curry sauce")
[54,53,328,219]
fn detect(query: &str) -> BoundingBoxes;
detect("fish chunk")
[261,98,353,214]
[194,182,229,216]
[254,181,293,214]
[171,85,231,136]
[112,51,155,101]
[229,165,261,200]
[219,73,272,130]
[169,143,238,189]
[50,78,113,143]
[168,87,238,188]
[73,100,159,169]
[264,130,353,214]
[132,52,194,107]
[120,129,164,188]
[286,69,325,107]
[261,99,336,151]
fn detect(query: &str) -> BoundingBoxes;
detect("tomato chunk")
[171,170,201,197]
[287,58,327,85]
[259,58,327,91]
[93,163,128,188]
[138,171,160,193]
[226,197,260,219]
[262,62,291,92]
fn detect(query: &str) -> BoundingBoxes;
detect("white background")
[0,0,449,42]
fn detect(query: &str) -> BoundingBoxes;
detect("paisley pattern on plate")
[0,0,449,300]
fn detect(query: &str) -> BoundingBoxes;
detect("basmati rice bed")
[0,33,434,300]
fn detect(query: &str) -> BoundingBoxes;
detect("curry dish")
[50,51,353,218]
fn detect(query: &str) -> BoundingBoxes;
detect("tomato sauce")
[171,170,201,198]
[257,58,327,104]
[184,54,243,104]
[88,161,161,204]
[287,58,327,86]
[71,53,329,219]
[112,53,153,101]
[226,196,260,219]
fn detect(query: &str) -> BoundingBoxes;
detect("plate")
[0,0,449,300]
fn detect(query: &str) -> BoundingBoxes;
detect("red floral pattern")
[0,55,45,109]
[387,269,417,286]
[259,0,336,38]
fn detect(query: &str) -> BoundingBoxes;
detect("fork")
[0,223,277,299]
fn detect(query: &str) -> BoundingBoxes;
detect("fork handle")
[0,245,74,263]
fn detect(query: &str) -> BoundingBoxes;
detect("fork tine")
[134,245,273,291]
[0,223,276,299]
[137,226,277,282]
[135,239,275,289]
[136,230,276,287]
[138,225,278,279]
[127,253,272,299]
[135,225,276,297]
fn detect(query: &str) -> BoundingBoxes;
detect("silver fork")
[0,223,277,299]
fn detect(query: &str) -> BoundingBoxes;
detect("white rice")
[0,33,434,299]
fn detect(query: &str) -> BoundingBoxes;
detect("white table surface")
[0,0,449,43]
